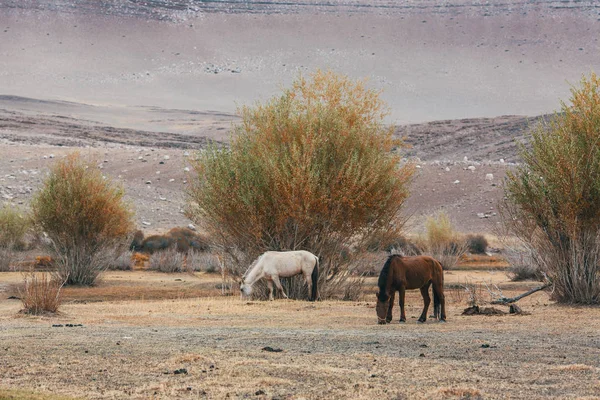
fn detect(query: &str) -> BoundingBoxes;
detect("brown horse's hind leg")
[386,291,395,323]
[399,286,406,322]
[418,283,431,323]
[432,280,446,321]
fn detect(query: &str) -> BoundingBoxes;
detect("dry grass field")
[1,264,599,400]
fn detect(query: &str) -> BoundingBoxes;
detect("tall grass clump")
[18,272,64,315]
[502,72,600,304]
[31,153,134,285]
[422,211,467,270]
[186,70,414,299]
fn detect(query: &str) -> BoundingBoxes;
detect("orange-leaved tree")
[32,153,134,285]
[503,72,600,304]
[187,70,414,299]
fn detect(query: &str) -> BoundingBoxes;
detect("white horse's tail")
[310,256,319,301]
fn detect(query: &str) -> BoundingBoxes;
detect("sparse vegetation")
[106,250,134,271]
[0,204,31,250]
[187,70,414,299]
[31,153,134,286]
[148,247,188,273]
[187,250,222,273]
[503,73,600,304]
[18,272,64,314]
[466,234,488,254]
[422,212,468,270]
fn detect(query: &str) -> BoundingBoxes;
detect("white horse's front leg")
[272,275,288,299]
[267,280,274,301]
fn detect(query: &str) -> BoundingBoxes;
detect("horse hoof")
[417,319,426,324]
[439,319,447,323]
[399,319,406,323]
[378,320,386,325]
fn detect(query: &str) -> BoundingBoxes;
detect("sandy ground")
[1,269,599,400]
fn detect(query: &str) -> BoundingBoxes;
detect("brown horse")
[376,255,446,324]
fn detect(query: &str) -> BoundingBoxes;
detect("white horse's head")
[240,278,253,297]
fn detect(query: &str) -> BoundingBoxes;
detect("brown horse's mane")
[377,254,401,301]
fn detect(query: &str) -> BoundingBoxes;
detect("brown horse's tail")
[432,260,444,320]
[310,256,319,301]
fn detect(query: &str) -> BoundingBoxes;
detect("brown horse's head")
[375,292,390,324]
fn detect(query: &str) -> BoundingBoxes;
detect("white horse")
[240,250,319,301]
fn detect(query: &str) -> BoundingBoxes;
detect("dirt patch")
[1,270,599,399]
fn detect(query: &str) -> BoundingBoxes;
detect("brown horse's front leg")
[386,291,395,323]
[418,285,431,323]
[399,286,406,323]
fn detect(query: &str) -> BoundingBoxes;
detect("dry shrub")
[502,73,600,304]
[35,255,54,269]
[132,252,150,269]
[18,272,64,314]
[0,204,31,250]
[365,233,422,255]
[187,70,413,299]
[106,249,133,271]
[503,246,543,281]
[187,250,222,273]
[447,280,486,306]
[466,234,488,254]
[31,153,134,285]
[148,248,188,273]
[0,243,24,272]
[422,212,468,270]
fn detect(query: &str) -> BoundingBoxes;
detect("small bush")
[106,250,133,271]
[18,272,64,314]
[508,264,542,282]
[31,153,134,285]
[423,212,468,270]
[0,204,31,250]
[187,251,221,273]
[148,248,187,273]
[466,234,488,254]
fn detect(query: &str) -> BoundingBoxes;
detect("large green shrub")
[186,70,414,299]
[31,153,134,285]
[503,72,600,304]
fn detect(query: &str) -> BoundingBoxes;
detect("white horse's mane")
[243,253,264,278]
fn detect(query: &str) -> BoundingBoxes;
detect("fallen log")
[491,282,552,305]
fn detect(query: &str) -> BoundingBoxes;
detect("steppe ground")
[1,266,600,400]
[2,0,600,399]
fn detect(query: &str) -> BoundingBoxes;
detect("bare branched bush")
[502,73,600,304]
[31,153,134,285]
[187,250,222,273]
[106,249,133,271]
[18,272,65,314]
[186,71,414,299]
[422,212,468,270]
[148,248,188,273]
[503,246,543,281]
